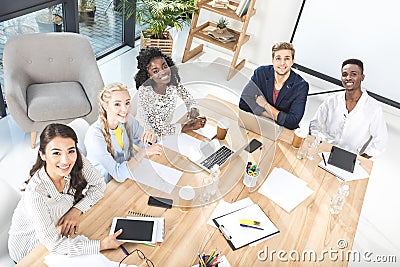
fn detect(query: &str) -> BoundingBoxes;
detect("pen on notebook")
[322,152,327,166]
[120,245,129,256]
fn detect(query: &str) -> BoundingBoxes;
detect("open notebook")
[212,204,279,250]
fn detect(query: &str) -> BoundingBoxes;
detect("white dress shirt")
[309,91,388,157]
[8,156,106,262]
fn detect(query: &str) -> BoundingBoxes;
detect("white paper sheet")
[131,158,182,194]
[161,133,204,160]
[207,197,254,227]
[258,167,314,213]
[193,123,217,140]
[318,152,369,181]
[44,253,136,267]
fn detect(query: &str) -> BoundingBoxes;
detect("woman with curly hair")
[8,123,123,263]
[135,47,206,136]
[84,82,162,183]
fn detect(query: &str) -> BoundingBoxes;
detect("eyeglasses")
[119,249,154,267]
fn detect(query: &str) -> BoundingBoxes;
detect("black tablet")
[110,217,157,243]
[327,146,357,173]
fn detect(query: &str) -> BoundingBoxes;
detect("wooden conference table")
[17,95,372,267]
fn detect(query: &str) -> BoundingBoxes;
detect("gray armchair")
[3,32,104,148]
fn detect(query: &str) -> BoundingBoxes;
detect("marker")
[322,153,327,166]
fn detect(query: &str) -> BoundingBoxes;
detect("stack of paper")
[258,168,314,213]
[131,158,183,194]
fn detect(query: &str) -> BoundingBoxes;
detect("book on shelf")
[208,28,236,43]
[235,0,251,17]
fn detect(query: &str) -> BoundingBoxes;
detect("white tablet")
[110,217,157,243]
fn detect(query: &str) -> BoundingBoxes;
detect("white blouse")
[8,156,106,262]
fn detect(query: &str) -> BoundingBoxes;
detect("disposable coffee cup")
[179,186,195,211]
[292,128,307,148]
[216,120,229,140]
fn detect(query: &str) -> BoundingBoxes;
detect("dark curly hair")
[134,46,181,89]
[26,123,87,205]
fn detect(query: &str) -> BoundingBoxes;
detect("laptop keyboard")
[200,146,234,169]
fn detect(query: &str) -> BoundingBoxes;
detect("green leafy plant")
[217,17,228,29]
[120,0,198,39]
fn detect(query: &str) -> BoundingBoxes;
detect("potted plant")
[79,0,96,25]
[120,0,198,55]
[216,17,228,34]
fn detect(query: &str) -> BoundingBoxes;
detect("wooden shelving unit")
[182,0,256,80]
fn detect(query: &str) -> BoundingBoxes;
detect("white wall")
[198,0,303,66]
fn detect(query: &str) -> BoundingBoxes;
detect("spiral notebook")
[212,204,279,250]
[127,211,164,242]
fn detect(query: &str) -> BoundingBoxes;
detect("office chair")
[3,32,104,148]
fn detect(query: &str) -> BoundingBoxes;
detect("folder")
[212,204,279,250]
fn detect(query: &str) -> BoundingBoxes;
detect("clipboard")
[212,204,279,250]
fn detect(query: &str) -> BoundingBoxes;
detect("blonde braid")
[98,82,130,158]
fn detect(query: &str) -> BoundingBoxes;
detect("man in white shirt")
[309,59,388,158]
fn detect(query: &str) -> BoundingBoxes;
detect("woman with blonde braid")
[84,82,162,183]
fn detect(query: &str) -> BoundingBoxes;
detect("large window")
[0,0,138,117]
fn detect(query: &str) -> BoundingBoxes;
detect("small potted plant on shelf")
[119,0,197,55]
[216,17,228,34]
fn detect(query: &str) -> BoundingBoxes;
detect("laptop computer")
[238,109,283,141]
[192,139,246,172]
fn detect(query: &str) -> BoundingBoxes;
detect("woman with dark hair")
[135,46,206,136]
[8,123,123,263]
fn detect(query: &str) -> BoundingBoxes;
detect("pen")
[240,224,264,230]
[120,245,129,256]
[322,152,327,166]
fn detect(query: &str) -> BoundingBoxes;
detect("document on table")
[318,152,369,181]
[161,133,204,161]
[131,158,182,194]
[213,204,279,250]
[258,167,314,213]
[193,123,217,140]
[207,197,254,227]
